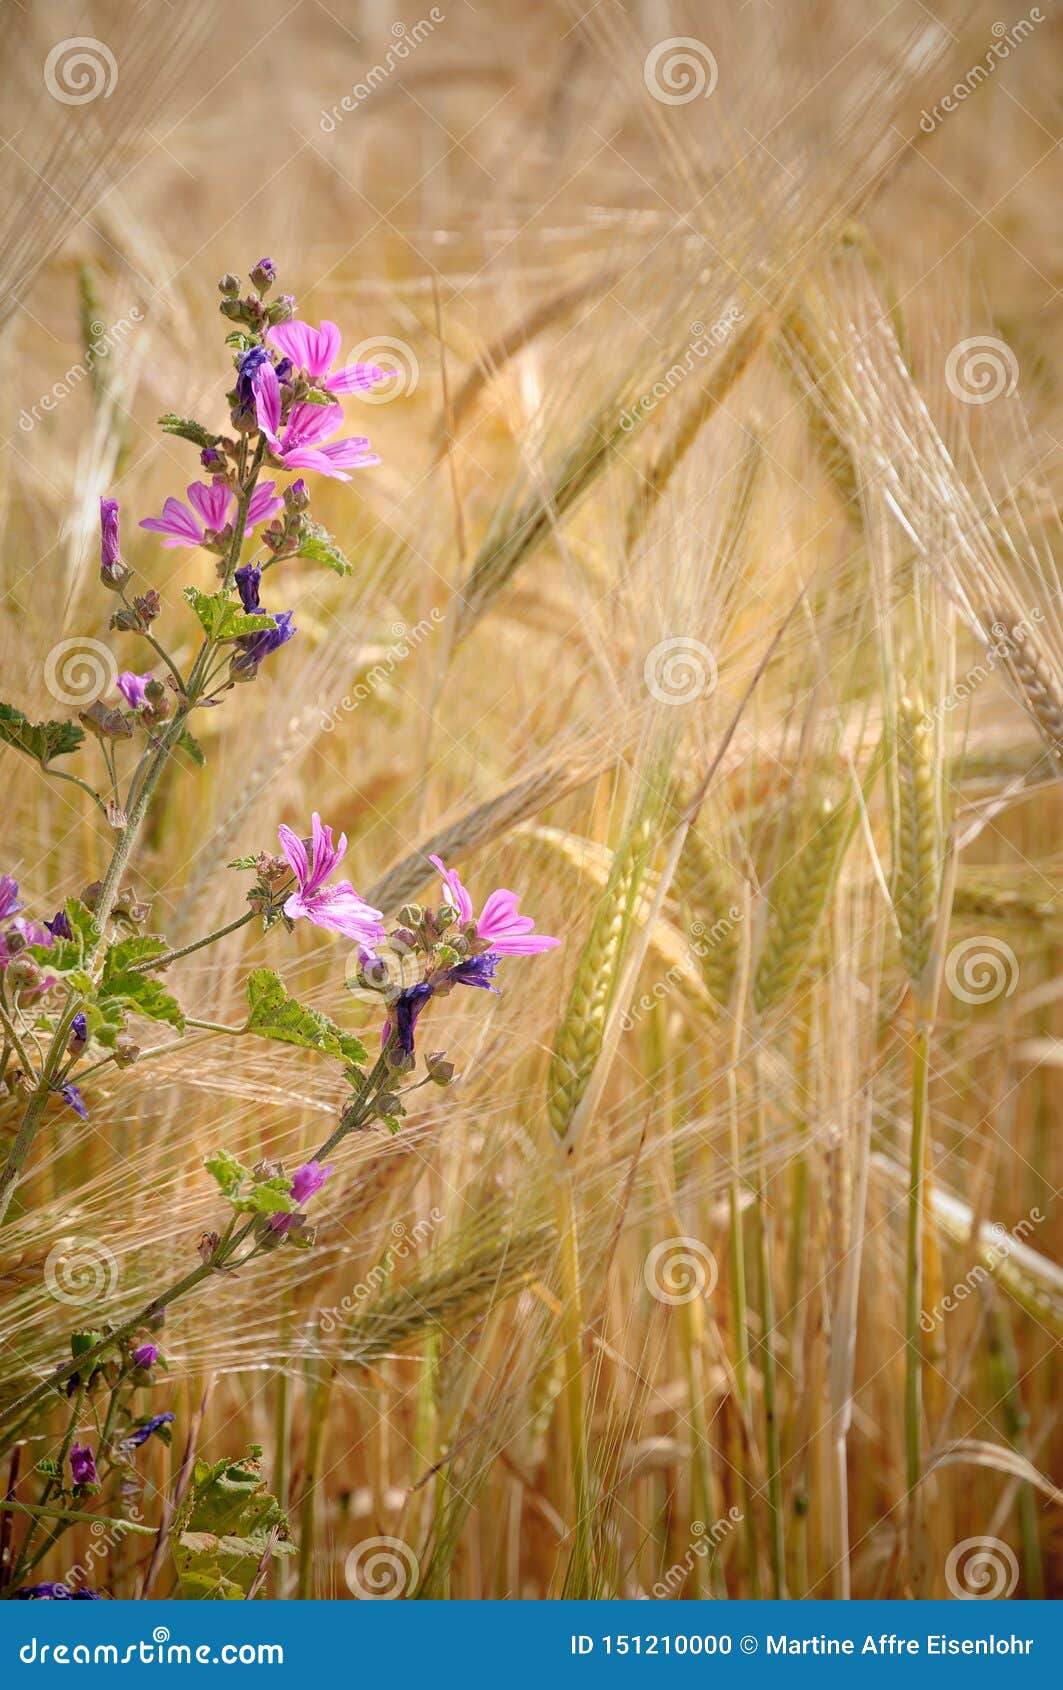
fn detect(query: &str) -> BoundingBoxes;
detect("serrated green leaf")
[245,969,367,1066]
[158,413,223,449]
[100,936,184,1032]
[171,1445,293,1599]
[184,586,275,641]
[0,703,85,767]
[204,1149,248,1201]
[28,899,100,977]
[228,855,259,871]
[297,522,353,576]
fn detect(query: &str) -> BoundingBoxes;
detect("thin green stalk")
[555,1168,592,1597]
[753,1073,786,1597]
[129,909,257,973]
[905,1022,931,1497]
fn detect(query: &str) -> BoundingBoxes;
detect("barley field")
[1,0,1062,1602]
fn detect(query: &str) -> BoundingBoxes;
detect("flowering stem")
[129,909,257,974]
[0,1060,390,1437]
[0,1500,154,1535]
[0,440,270,1230]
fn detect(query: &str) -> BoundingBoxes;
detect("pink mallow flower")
[278,813,385,944]
[116,671,152,711]
[139,479,283,548]
[253,377,380,482]
[429,854,560,955]
[268,1159,335,1238]
[267,319,383,396]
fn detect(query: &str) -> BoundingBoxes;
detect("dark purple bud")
[231,611,296,678]
[60,1083,88,1120]
[69,1012,88,1053]
[284,478,310,512]
[131,1342,158,1370]
[70,1444,97,1487]
[15,1584,100,1600]
[45,909,72,941]
[234,563,261,615]
[123,1411,175,1450]
[200,446,227,473]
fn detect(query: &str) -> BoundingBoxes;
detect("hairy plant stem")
[130,909,258,974]
[0,451,267,1229]
[905,1021,931,1500]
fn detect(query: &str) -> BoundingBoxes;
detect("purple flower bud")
[289,1160,335,1205]
[61,1083,88,1120]
[0,876,24,921]
[123,1411,175,1450]
[99,498,130,589]
[15,1584,100,1600]
[131,1342,158,1370]
[284,478,310,512]
[70,1444,97,1487]
[116,671,152,712]
[234,563,262,615]
[251,258,276,292]
[200,446,226,472]
[46,909,73,941]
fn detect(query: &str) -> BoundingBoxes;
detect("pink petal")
[286,883,385,942]
[305,811,345,896]
[477,889,524,936]
[186,480,233,533]
[267,320,315,371]
[253,363,282,441]
[246,482,284,529]
[279,446,349,479]
[429,854,474,924]
[314,321,342,377]
[488,932,561,955]
[139,498,203,545]
[318,439,380,472]
[282,401,344,450]
[277,823,309,889]
[327,363,385,395]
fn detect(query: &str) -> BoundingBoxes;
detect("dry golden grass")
[2,0,1063,1600]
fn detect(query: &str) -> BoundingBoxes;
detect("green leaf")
[0,703,85,768]
[28,899,100,976]
[184,587,275,641]
[178,728,205,767]
[171,1445,293,1600]
[228,855,259,871]
[296,522,353,576]
[158,413,223,449]
[204,1149,249,1201]
[100,935,184,1032]
[245,969,367,1066]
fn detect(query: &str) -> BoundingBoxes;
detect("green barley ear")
[673,823,741,1009]
[547,812,655,1139]
[894,694,941,991]
[753,794,852,1014]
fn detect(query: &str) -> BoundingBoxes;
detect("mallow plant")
[0,261,557,1597]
